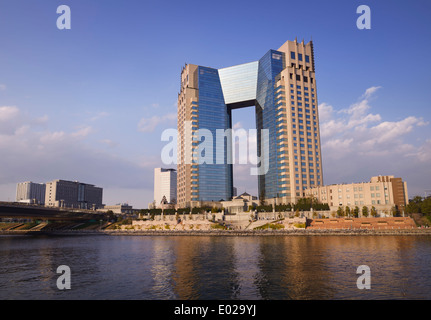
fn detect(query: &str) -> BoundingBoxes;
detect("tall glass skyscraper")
[177,39,323,208]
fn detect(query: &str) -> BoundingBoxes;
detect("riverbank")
[2,228,431,236]
[103,228,431,236]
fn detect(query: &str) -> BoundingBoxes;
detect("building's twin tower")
[177,39,323,208]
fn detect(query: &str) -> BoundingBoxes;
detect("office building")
[16,181,46,205]
[177,39,323,208]
[304,175,409,213]
[154,168,177,207]
[99,203,137,215]
[45,179,103,209]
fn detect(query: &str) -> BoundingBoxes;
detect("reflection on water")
[0,235,430,299]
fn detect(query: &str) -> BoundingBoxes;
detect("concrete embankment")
[2,229,431,236]
[102,229,431,236]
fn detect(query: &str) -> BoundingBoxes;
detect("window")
[291,52,296,59]
[305,55,310,63]
[298,54,303,61]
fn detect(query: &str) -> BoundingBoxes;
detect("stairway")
[245,219,277,230]
[29,222,48,231]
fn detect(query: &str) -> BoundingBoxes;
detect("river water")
[0,234,430,300]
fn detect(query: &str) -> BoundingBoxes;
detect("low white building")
[154,168,177,208]
[221,192,258,214]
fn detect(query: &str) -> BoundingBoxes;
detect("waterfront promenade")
[1,227,431,236]
[1,216,430,236]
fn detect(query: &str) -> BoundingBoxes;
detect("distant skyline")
[1,0,430,208]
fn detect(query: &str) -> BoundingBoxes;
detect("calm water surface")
[0,235,430,300]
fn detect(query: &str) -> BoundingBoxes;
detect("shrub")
[294,223,306,228]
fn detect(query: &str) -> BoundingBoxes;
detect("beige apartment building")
[304,175,409,214]
[45,179,103,210]
[177,64,199,208]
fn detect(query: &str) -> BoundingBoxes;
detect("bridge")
[0,202,106,221]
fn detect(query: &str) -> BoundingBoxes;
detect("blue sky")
[1,0,430,208]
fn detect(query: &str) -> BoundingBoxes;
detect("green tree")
[422,197,431,215]
[353,206,360,218]
[362,206,369,217]
[337,206,344,217]
[345,206,351,217]
[104,210,116,222]
[406,196,423,214]
[370,206,377,217]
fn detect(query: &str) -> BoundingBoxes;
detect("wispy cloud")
[71,125,93,138]
[100,139,118,148]
[361,86,382,99]
[137,113,176,132]
[89,111,110,122]
[0,106,19,121]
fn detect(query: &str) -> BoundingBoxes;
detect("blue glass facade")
[194,53,284,202]
[219,61,259,106]
[196,66,233,201]
[255,50,285,199]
